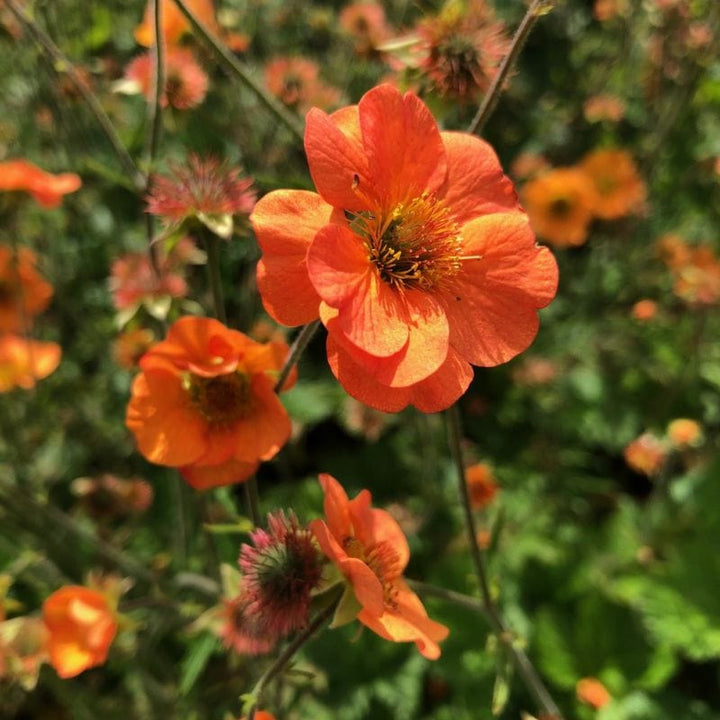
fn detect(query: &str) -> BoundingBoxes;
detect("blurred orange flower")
[631,299,658,321]
[0,335,61,392]
[253,84,557,412]
[0,245,53,333]
[624,432,666,477]
[465,462,498,509]
[113,328,156,369]
[239,712,275,720]
[580,149,645,220]
[666,418,702,447]
[583,94,626,123]
[125,316,294,490]
[135,0,219,47]
[576,677,611,709]
[310,474,449,659]
[522,168,595,247]
[0,159,81,208]
[264,57,341,115]
[42,586,117,679]
[671,245,720,306]
[0,616,49,690]
[339,2,391,57]
[656,233,691,268]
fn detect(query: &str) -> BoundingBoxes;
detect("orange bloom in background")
[0,335,61,392]
[0,159,81,208]
[123,48,208,110]
[310,474,449,659]
[583,94,626,123]
[240,712,275,720]
[666,418,703,448]
[42,586,117,679]
[631,299,658,321]
[0,245,53,333]
[511,356,557,386]
[135,0,219,47]
[671,245,720,306]
[511,152,550,181]
[264,57,341,115]
[125,316,294,490]
[522,168,595,248]
[580,149,645,220]
[113,327,156,369]
[339,2,391,57]
[252,84,557,412]
[465,462,498,509]
[0,616,49,690]
[656,233,691,268]
[623,432,666,477]
[576,677,611,709]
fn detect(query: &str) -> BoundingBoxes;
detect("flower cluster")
[252,83,557,412]
[522,149,646,247]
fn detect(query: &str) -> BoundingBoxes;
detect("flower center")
[353,194,463,292]
[549,196,573,218]
[185,371,251,427]
[343,536,403,608]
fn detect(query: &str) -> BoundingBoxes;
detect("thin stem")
[170,0,304,141]
[246,600,337,720]
[243,477,262,528]
[446,404,563,719]
[206,233,227,325]
[467,0,552,136]
[274,321,320,393]
[4,0,144,190]
[407,579,491,621]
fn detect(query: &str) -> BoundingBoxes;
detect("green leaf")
[179,634,219,695]
[197,212,234,240]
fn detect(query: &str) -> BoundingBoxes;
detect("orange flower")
[465,462,498,509]
[42,586,117,679]
[576,677,611,709]
[623,432,666,477]
[580,149,645,220]
[239,713,275,720]
[135,0,219,47]
[252,84,557,412]
[631,299,658,321]
[656,233,690,268]
[310,474,449,659]
[339,2,391,57]
[125,316,294,490]
[583,94,626,123]
[0,616,49,690]
[0,245,53,333]
[672,245,720,306]
[0,335,61,392]
[113,328,156,369]
[666,418,702,448]
[522,168,595,247]
[0,159,81,208]
[264,57,341,115]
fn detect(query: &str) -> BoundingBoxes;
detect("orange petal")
[340,557,386,616]
[318,473,352,540]
[358,85,447,212]
[408,348,474,413]
[440,132,519,224]
[180,458,258,490]
[251,190,334,326]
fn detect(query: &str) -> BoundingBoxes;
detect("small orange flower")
[240,712,275,720]
[113,328,156,369]
[656,233,690,269]
[310,474,449,659]
[42,586,118,679]
[339,2,391,57]
[0,335,61,392]
[576,677,611,709]
[580,149,645,220]
[252,84,557,412]
[631,299,658,321]
[125,316,294,490]
[135,0,220,47]
[465,462,498,509]
[0,159,81,208]
[666,418,702,448]
[264,57,341,115]
[672,245,720,306]
[522,168,595,247]
[124,48,208,110]
[583,94,626,123]
[624,432,666,477]
[0,245,53,333]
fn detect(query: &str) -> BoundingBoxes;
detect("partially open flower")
[0,159,81,208]
[0,245,53,333]
[310,474,449,659]
[0,335,61,392]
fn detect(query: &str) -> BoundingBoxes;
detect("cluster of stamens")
[184,370,251,428]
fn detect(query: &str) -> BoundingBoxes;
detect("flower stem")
[446,404,563,719]
[406,578,491,621]
[467,0,553,136]
[243,477,262,529]
[205,233,227,325]
[4,0,145,191]
[246,599,337,720]
[170,0,304,141]
[274,320,320,393]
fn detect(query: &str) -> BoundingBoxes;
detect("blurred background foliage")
[0,0,719,718]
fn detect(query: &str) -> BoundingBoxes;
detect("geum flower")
[252,84,558,412]
[125,316,294,490]
[0,159,81,208]
[0,245,53,333]
[0,335,61,392]
[310,474,449,659]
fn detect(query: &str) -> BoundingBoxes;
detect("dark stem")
[243,477,262,528]
[446,404,563,719]
[205,233,227,325]
[4,0,144,190]
[274,321,321,393]
[467,0,552,136]
[170,0,304,141]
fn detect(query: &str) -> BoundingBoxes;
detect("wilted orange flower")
[465,462,498,509]
[522,168,595,247]
[666,418,702,448]
[71,474,154,520]
[124,48,208,110]
[264,57,341,115]
[0,159,81,208]
[339,2,391,57]
[583,94,626,123]
[135,0,219,47]
[310,474,449,659]
[631,299,658,321]
[42,586,117,679]
[252,84,557,412]
[624,432,666,477]
[0,245,53,333]
[0,335,61,392]
[580,149,645,220]
[113,328,156,369]
[576,677,611,709]
[125,316,294,490]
